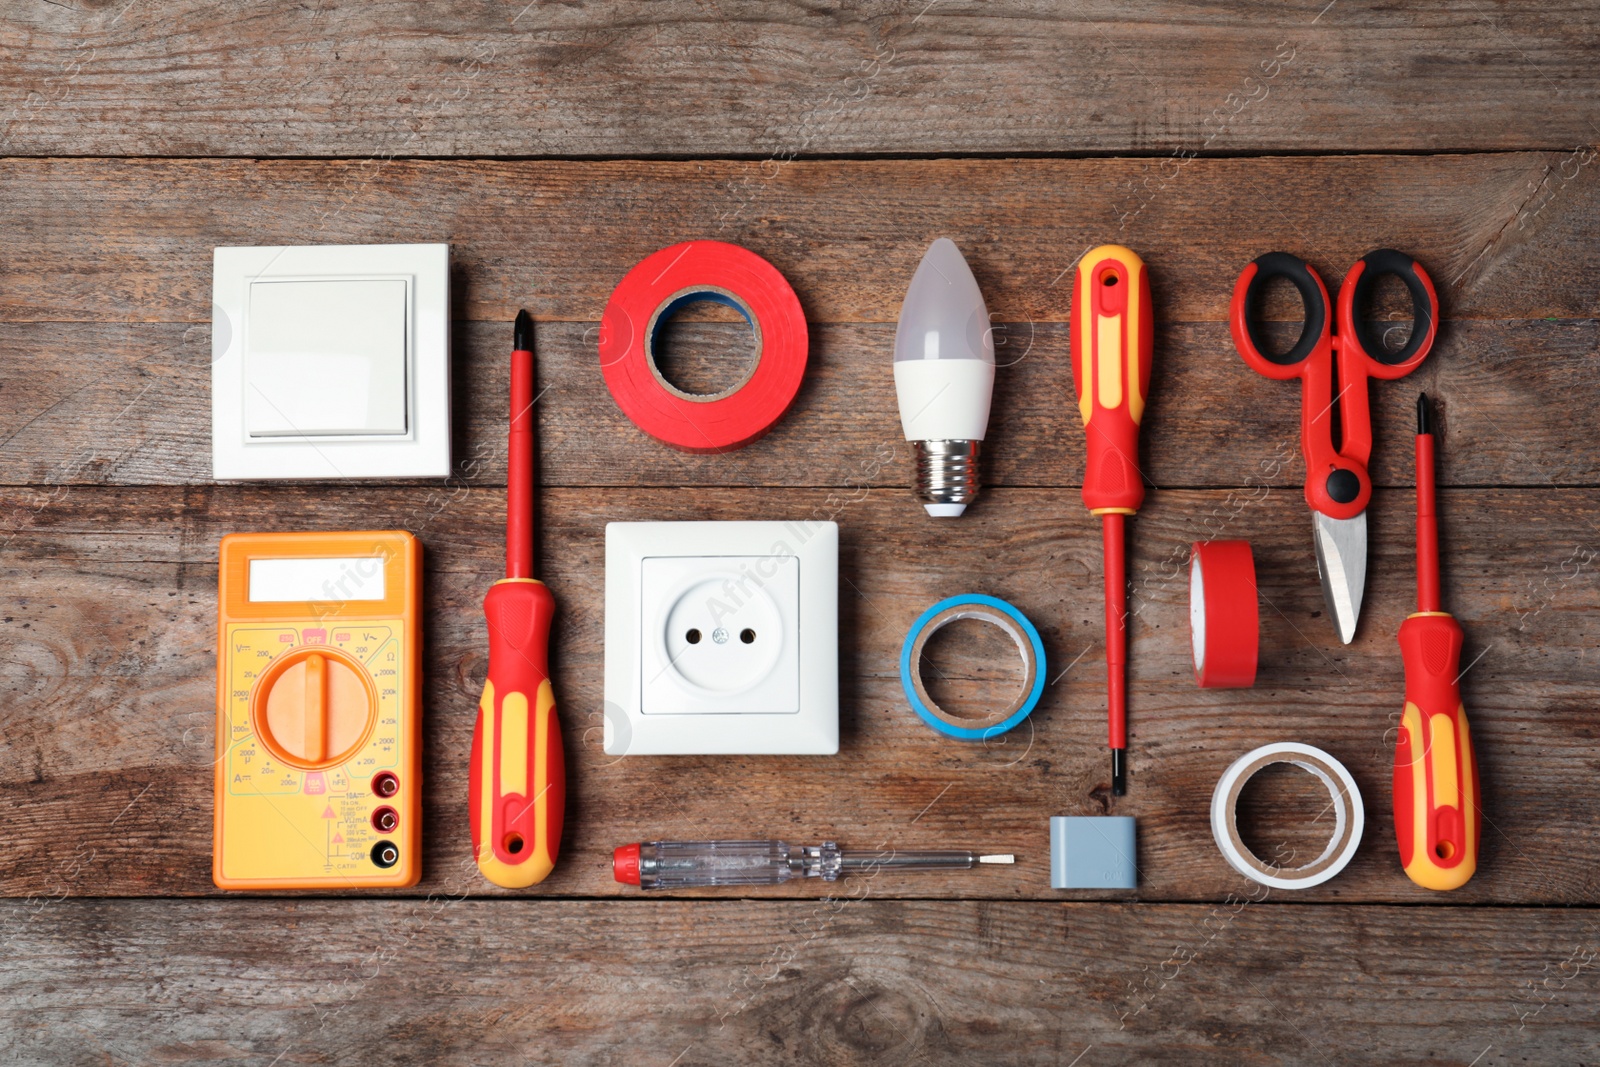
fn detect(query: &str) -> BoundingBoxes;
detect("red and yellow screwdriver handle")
[1394,610,1479,890]
[469,577,566,887]
[1071,245,1154,515]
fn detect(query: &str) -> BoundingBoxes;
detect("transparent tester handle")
[634,840,807,889]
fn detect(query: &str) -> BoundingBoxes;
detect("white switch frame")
[212,243,451,480]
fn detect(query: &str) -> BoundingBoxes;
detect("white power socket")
[640,554,800,714]
[605,521,838,755]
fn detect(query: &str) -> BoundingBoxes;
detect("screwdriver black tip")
[1417,392,1433,436]
[514,308,534,352]
[1111,749,1126,796]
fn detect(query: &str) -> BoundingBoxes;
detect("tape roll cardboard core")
[644,287,762,402]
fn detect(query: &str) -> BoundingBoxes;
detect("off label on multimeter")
[213,531,421,890]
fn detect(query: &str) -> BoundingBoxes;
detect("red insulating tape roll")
[1190,540,1259,688]
[599,241,808,453]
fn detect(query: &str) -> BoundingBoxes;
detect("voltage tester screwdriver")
[1071,246,1154,796]
[613,840,1015,890]
[469,310,566,887]
[1393,393,1479,890]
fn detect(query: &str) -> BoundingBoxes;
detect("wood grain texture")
[4,484,1596,902]
[2,318,1596,490]
[2,2,1598,158]
[0,155,1596,488]
[3,156,1597,325]
[4,898,1598,1065]
[2,0,1597,1051]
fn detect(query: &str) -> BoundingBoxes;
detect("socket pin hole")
[740,628,756,644]
[686,629,702,644]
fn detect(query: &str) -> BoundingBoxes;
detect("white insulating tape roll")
[1209,742,1363,890]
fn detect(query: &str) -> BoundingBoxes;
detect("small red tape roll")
[1190,540,1259,688]
[599,241,808,453]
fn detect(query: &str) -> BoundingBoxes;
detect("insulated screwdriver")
[1393,393,1479,890]
[1070,245,1154,796]
[469,309,566,887]
[612,840,1015,890]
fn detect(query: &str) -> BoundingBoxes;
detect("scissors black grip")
[1345,248,1437,367]
[1234,251,1329,367]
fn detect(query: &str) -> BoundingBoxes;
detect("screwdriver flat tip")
[514,308,534,352]
[978,854,1015,864]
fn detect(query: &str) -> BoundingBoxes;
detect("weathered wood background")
[3,2,1599,1063]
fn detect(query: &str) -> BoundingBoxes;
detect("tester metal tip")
[514,308,533,352]
[1417,391,1433,435]
[978,854,1015,864]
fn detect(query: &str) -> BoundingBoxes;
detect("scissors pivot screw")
[1327,469,1361,504]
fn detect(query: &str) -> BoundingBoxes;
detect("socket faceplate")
[605,521,838,755]
[641,554,799,714]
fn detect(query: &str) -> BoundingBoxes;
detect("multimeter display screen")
[248,557,387,602]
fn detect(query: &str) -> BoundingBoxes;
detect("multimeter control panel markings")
[213,531,421,891]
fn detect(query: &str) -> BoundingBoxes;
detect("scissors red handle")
[1230,249,1438,521]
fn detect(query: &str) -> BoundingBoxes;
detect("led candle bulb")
[893,238,996,517]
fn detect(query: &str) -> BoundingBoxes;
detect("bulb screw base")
[913,439,981,516]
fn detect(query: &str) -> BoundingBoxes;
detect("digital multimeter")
[213,531,421,890]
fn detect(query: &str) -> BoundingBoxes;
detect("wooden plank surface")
[3,156,1597,326]
[3,3,1598,1054]
[3,898,1597,1065]
[0,156,1596,488]
[2,317,1596,489]
[4,484,1596,902]
[2,2,1598,158]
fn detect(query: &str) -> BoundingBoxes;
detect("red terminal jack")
[371,806,399,833]
[372,772,400,799]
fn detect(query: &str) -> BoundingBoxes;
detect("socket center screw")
[711,627,730,644]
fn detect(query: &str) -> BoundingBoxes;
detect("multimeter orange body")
[213,531,422,890]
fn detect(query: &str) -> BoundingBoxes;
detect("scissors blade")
[1313,511,1367,644]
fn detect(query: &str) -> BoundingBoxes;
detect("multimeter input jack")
[371,840,400,869]
[371,806,399,833]
[372,772,400,798]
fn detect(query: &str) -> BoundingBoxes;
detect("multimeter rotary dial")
[250,645,378,770]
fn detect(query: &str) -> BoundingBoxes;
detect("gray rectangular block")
[1050,816,1137,890]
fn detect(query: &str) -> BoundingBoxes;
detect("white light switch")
[213,243,450,481]
[245,279,409,437]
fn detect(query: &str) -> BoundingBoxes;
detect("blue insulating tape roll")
[899,594,1047,741]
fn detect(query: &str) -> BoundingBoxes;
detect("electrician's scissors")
[1230,249,1439,643]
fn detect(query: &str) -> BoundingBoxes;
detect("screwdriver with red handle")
[1070,246,1154,796]
[469,309,566,887]
[1393,393,1479,890]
